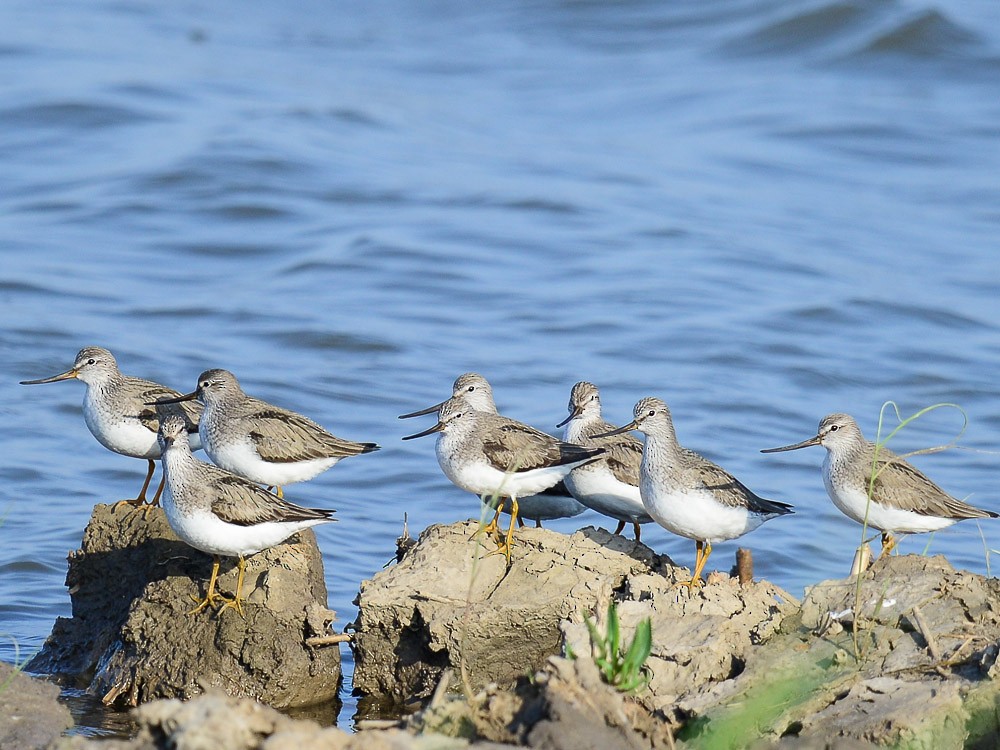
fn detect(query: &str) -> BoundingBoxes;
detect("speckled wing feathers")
[583,420,642,486]
[209,473,333,526]
[481,420,601,474]
[248,406,377,463]
[683,448,792,515]
[131,378,202,435]
[868,448,997,520]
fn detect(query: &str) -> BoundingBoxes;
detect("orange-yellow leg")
[691,540,712,585]
[113,460,156,510]
[474,502,503,544]
[493,497,520,563]
[876,533,897,560]
[677,540,711,589]
[188,555,235,615]
[219,556,247,617]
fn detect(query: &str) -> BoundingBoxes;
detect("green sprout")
[572,602,652,693]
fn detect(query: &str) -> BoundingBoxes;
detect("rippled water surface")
[3,0,1000,735]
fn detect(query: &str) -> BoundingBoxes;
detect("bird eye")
[830,425,839,432]
[647,410,655,417]
[467,385,475,392]
[87,358,96,365]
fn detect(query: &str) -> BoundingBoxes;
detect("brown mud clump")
[0,662,73,750]
[27,503,341,710]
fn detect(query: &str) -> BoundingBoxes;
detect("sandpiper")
[761,412,997,557]
[155,369,379,497]
[402,397,605,559]
[20,346,201,507]
[557,381,652,540]
[157,415,335,615]
[398,372,498,418]
[598,398,793,587]
[400,373,586,529]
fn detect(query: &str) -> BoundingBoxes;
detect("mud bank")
[18,516,1000,749]
[28,504,341,710]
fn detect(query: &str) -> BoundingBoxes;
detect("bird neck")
[640,430,680,475]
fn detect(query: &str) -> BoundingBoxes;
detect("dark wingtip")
[361,443,381,453]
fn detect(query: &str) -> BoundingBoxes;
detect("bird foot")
[674,578,704,590]
[485,537,515,565]
[187,590,237,616]
[111,497,147,512]
[472,519,503,545]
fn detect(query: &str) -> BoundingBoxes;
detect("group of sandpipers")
[21,347,998,615]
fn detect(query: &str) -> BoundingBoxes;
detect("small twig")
[412,592,468,605]
[355,719,403,731]
[769,584,801,608]
[850,544,872,577]
[911,606,940,661]
[305,633,352,647]
[430,668,453,708]
[942,635,976,666]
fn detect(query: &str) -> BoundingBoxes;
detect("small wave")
[267,330,397,353]
[723,2,990,73]
[853,298,991,331]
[0,101,160,130]
[857,9,981,59]
[722,1,877,56]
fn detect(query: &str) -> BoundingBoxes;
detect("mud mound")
[351,523,672,704]
[28,504,341,710]
[681,554,1000,747]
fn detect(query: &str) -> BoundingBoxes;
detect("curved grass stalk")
[851,401,967,660]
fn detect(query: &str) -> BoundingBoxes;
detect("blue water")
[3,0,1000,735]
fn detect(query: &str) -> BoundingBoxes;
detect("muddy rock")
[28,504,341,710]
[351,523,672,704]
[0,662,73,749]
[52,690,519,750]
[562,567,796,717]
[680,554,1000,748]
[411,657,674,750]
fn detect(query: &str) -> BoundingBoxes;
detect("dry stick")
[355,719,403,730]
[305,633,352,647]
[430,668,454,709]
[910,605,941,661]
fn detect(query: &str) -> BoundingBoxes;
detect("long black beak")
[398,399,446,419]
[593,419,639,439]
[402,420,446,440]
[760,434,822,453]
[146,390,199,407]
[555,405,582,429]
[20,368,78,385]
